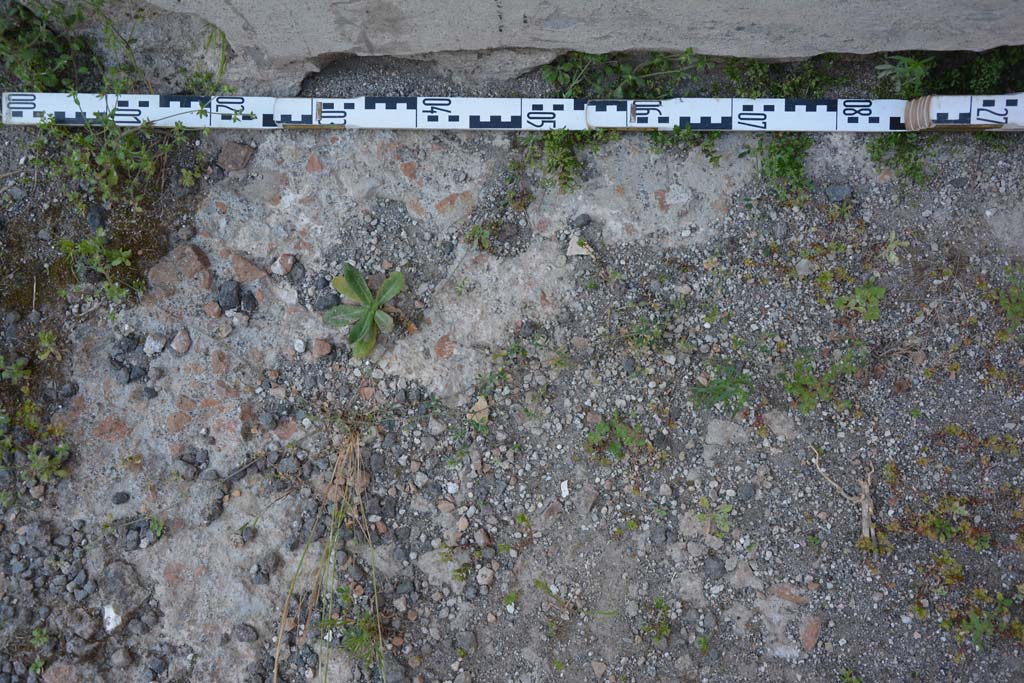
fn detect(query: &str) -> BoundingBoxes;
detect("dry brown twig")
[272,429,387,683]
[810,445,876,546]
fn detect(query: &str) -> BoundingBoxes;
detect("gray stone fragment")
[216,280,241,311]
[110,647,133,667]
[825,184,852,203]
[703,556,726,580]
[233,623,259,642]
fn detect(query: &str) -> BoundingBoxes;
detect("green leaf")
[333,264,373,305]
[323,304,365,328]
[348,309,375,345]
[350,324,378,358]
[377,271,405,303]
[374,310,394,334]
[330,274,357,299]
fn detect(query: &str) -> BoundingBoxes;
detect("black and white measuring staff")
[3,92,1021,132]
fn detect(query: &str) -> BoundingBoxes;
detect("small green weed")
[835,280,886,321]
[839,669,863,683]
[29,627,49,648]
[784,350,862,413]
[696,497,732,537]
[939,586,1024,650]
[930,47,1024,94]
[6,1,225,211]
[881,230,911,266]
[323,264,405,358]
[642,597,671,642]
[648,126,722,165]
[997,264,1024,331]
[585,414,649,461]
[691,364,750,412]
[724,59,768,98]
[525,129,618,192]
[883,461,902,487]
[182,26,234,95]
[623,318,666,354]
[916,495,991,550]
[0,356,30,384]
[876,55,934,98]
[35,330,62,362]
[59,228,136,304]
[317,585,384,667]
[725,56,840,99]
[29,658,45,675]
[33,114,193,211]
[533,578,566,606]
[464,224,493,251]
[758,133,813,204]
[697,634,710,656]
[934,423,1021,461]
[931,550,966,587]
[534,50,710,190]
[0,0,90,91]
[24,441,70,483]
[867,133,929,184]
[273,433,387,678]
[541,49,710,99]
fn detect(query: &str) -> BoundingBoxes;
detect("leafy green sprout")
[30,627,48,648]
[2,1,220,211]
[696,497,732,537]
[648,125,722,165]
[0,355,30,384]
[0,0,90,91]
[881,231,911,266]
[323,264,405,358]
[36,330,62,362]
[839,669,863,683]
[691,364,750,412]
[59,229,135,304]
[643,597,672,642]
[835,281,886,321]
[465,224,492,251]
[916,496,991,550]
[452,564,471,582]
[998,264,1024,330]
[585,415,649,460]
[758,133,813,204]
[875,55,934,99]
[867,133,928,184]
[540,49,709,100]
[24,442,69,483]
[525,128,618,192]
[783,351,861,413]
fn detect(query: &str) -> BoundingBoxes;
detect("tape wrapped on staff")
[2,92,1022,132]
[905,95,1022,131]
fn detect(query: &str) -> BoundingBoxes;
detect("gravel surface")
[1,53,1023,683]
